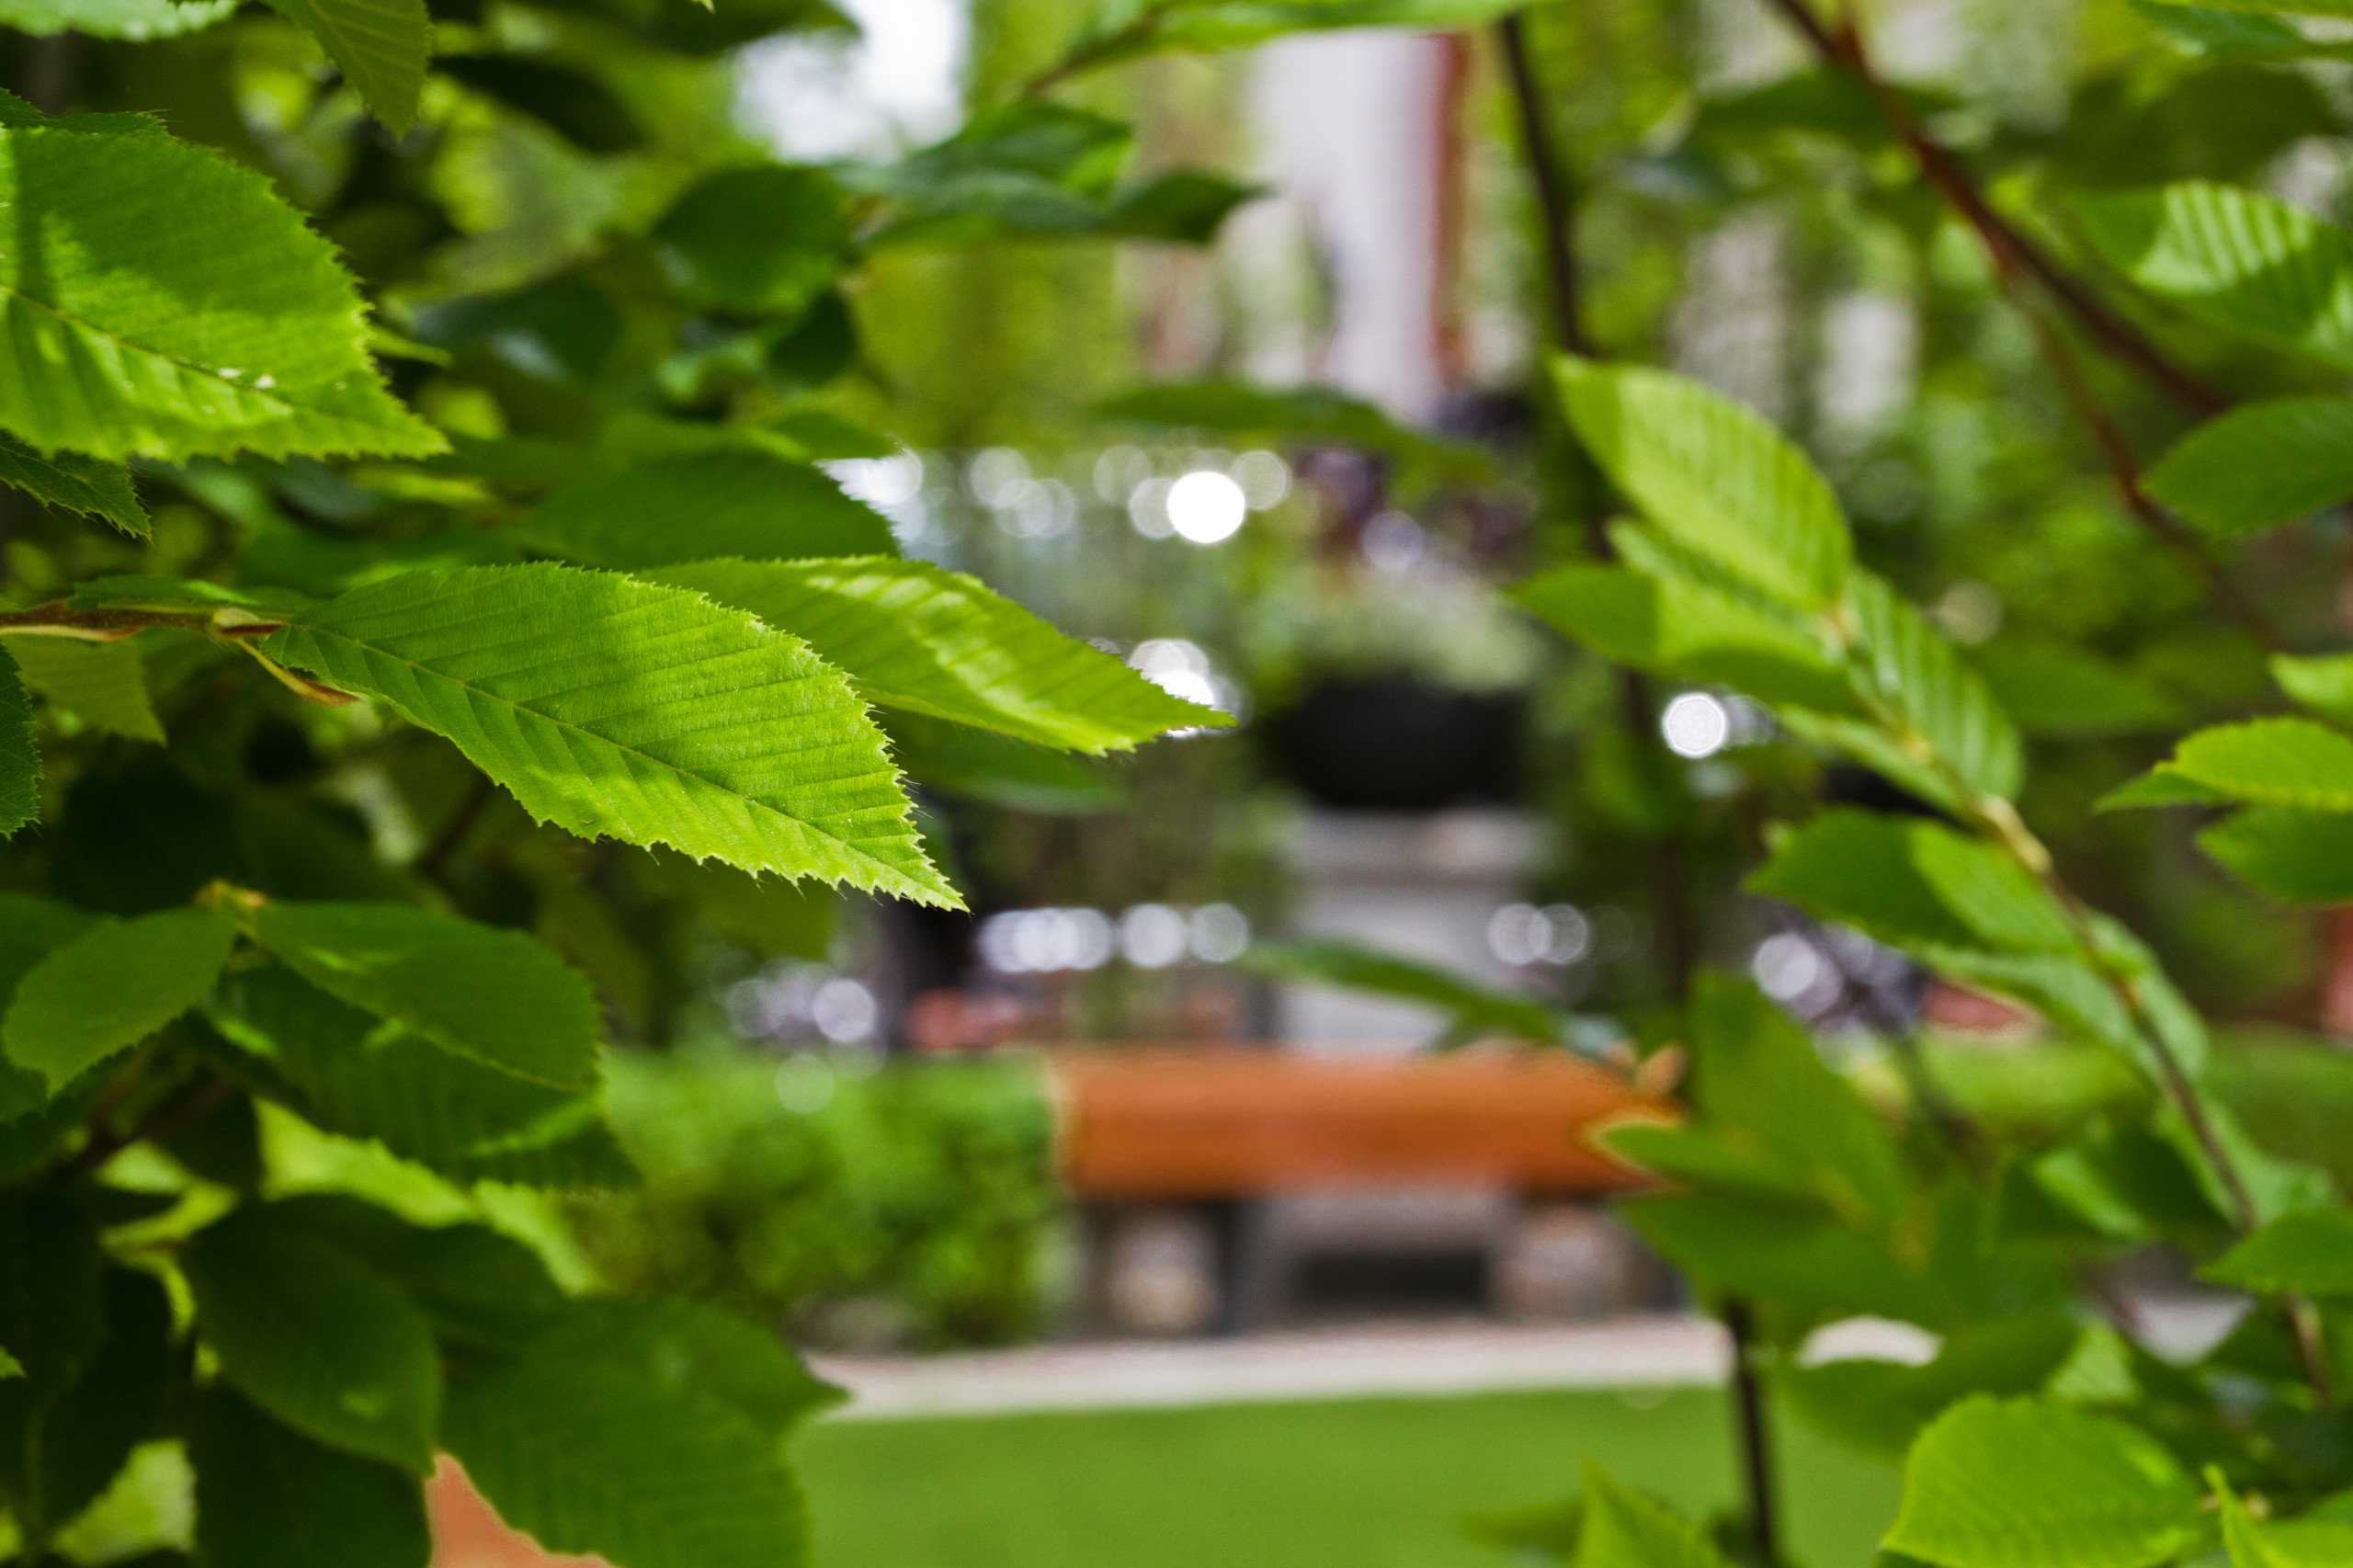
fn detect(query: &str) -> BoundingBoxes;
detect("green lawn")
[797,1387,1902,1568]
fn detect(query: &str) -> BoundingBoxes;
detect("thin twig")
[68,1074,234,1177]
[414,772,497,884]
[1722,1298,1780,1565]
[1756,0,2224,415]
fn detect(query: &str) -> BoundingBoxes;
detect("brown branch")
[1495,9,1696,1002]
[1722,1298,1780,1564]
[1757,0,2225,415]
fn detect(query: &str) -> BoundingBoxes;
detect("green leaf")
[516,1298,844,1432]
[0,435,146,534]
[654,557,1222,753]
[1969,642,2187,737]
[2218,1480,2353,1567]
[1237,938,1570,1045]
[3,907,238,1089]
[1748,810,2076,955]
[0,125,442,461]
[6,1267,174,1538]
[65,574,313,621]
[256,1195,570,1353]
[1678,974,1910,1224]
[2133,2,2353,56]
[247,901,599,1091]
[0,0,234,37]
[1512,561,1855,715]
[11,638,163,743]
[2204,1205,2353,1292]
[192,1388,430,1568]
[182,1203,441,1472]
[2199,808,2353,903]
[260,564,956,907]
[1843,572,2024,803]
[1098,379,1487,492]
[2075,181,2353,368]
[1783,1315,2081,1460]
[2097,767,2234,810]
[633,847,836,960]
[0,1347,17,1378]
[435,54,643,153]
[1046,0,1526,76]
[2145,398,2353,536]
[884,711,1128,813]
[1572,1464,1733,1568]
[2139,0,2353,20]
[0,897,97,1119]
[523,454,898,571]
[2163,718,2353,809]
[0,1186,102,1399]
[2272,653,2353,723]
[0,646,39,839]
[1556,358,1849,610]
[260,0,430,131]
[442,1331,812,1568]
[1621,1190,1938,1327]
[1103,170,1259,243]
[210,964,631,1187]
[653,167,852,313]
[1886,1398,2205,1568]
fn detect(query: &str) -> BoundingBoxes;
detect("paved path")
[810,1299,2250,1421]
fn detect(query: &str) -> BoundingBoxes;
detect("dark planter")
[1263,677,1522,812]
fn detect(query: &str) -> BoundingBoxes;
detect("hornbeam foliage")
[0,1,1246,1557]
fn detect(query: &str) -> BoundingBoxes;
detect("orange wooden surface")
[429,1462,593,1568]
[1048,1049,1665,1199]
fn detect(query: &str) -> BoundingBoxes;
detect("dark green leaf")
[0,645,39,839]
[1782,1315,2081,1460]
[248,901,599,1091]
[1747,810,2075,955]
[522,453,897,569]
[6,1268,174,1536]
[256,1195,570,1352]
[210,965,631,1188]
[1969,642,2187,736]
[191,1388,430,1568]
[1099,379,1488,490]
[0,435,147,534]
[0,897,100,1120]
[2199,808,2353,903]
[1104,170,1258,242]
[653,167,852,314]
[1237,938,1569,1044]
[183,1205,441,1471]
[3,907,238,1089]
[1620,1190,1938,1327]
[1572,1464,1732,1568]
[436,54,643,153]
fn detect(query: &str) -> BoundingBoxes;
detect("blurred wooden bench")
[1047,1048,1663,1199]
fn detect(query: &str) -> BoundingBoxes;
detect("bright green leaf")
[2272,653,2353,723]
[260,564,956,907]
[2164,718,2353,809]
[1623,1190,1939,1327]
[1886,1397,2205,1568]
[2145,398,2353,536]
[0,0,234,36]
[0,125,443,461]
[11,638,163,743]
[0,435,146,534]
[1573,1464,1733,1568]
[2076,181,2353,368]
[884,711,1128,813]
[0,647,38,840]
[1844,572,2023,803]
[260,0,430,132]
[521,453,897,570]
[654,557,1222,753]
[192,1387,430,1568]
[183,1204,441,1472]
[0,896,98,1120]
[1749,810,2075,955]
[3,906,237,1089]
[2204,1205,2353,1292]
[247,902,599,1091]
[1556,358,1850,610]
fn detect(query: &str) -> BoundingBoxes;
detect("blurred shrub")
[2208,1029,2353,1197]
[572,1049,1062,1349]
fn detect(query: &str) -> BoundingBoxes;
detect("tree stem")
[1722,1298,1779,1565]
